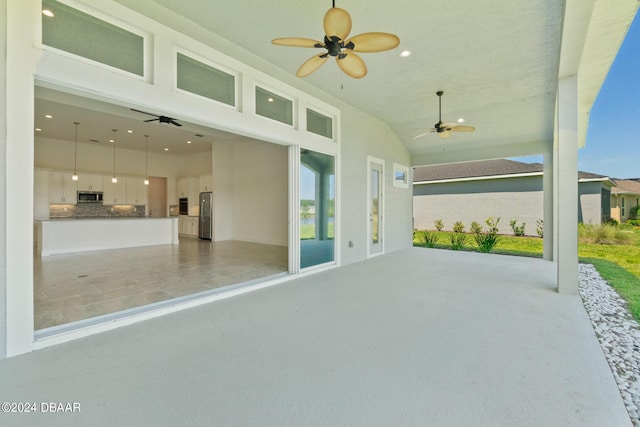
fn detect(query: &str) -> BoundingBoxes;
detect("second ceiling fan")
[414,91,475,139]
[272,1,400,79]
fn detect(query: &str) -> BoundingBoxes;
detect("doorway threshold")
[34,272,291,349]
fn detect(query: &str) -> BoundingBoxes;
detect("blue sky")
[583,9,640,179]
[515,9,639,179]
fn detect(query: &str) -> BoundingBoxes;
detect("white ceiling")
[115,0,563,159]
[35,87,254,157]
[37,1,635,162]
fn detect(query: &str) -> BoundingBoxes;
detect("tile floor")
[34,238,288,330]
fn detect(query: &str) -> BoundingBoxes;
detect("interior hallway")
[4,248,631,426]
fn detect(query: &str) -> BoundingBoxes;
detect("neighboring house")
[413,159,614,235]
[610,179,640,223]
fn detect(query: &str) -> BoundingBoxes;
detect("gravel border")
[579,263,640,426]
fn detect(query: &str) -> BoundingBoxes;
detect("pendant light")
[72,121,79,181]
[111,129,118,183]
[144,134,150,185]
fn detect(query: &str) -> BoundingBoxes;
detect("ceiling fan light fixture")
[272,2,399,79]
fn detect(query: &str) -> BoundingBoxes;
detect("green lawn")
[413,226,640,321]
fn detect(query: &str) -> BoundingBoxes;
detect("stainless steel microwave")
[77,191,103,203]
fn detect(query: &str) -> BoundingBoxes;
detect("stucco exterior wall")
[578,181,604,225]
[414,176,609,235]
[413,176,543,236]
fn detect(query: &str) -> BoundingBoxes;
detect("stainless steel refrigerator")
[198,192,213,240]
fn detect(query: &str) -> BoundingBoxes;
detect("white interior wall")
[179,150,213,177]
[231,141,288,246]
[212,142,233,241]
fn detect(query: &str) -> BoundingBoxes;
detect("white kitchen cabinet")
[77,173,103,191]
[178,216,199,236]
[199,175,213,193]
[126,176,148,205]
[103,177,126,204]
[177,177,197,198]
[188,217,198,235]
[178,176,199,214]
[49,171,77,204]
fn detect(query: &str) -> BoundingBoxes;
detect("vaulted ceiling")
[39,1,636,163]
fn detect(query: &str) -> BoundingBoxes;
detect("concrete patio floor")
[0,248,631,426]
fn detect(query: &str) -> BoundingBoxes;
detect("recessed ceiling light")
[42,9,54,18]
[164,148,169,151]
[127,130,133,133]
[400,50,412,58]
[35,128,42,132]
[267,97,274,102]
[109,139,114,143]
[45,114,53,119]
[457,118,465,123]
[187,140,192,144]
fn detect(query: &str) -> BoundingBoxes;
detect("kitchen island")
[36,217,179,256]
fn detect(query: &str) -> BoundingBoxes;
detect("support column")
[3,0,39,358]
[554,76,579,294]
[543,151,553,261]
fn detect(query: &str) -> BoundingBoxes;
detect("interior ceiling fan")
[271,1,400,79]
[131,108,182,127]
[414,91,475,139]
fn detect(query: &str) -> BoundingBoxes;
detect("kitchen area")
[32,87,289,331]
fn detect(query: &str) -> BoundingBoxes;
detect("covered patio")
[0,249,629,426]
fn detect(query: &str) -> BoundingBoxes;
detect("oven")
[179,198,188,215]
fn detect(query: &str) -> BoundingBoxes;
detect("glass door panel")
[300,149,335,268]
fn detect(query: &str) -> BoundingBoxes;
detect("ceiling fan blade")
[296,54,329,77]
[131,108,157,117]
[272,37,324,48]
[413,132,431,139]
[144,118,159,122]
[451,125,475,132]
[345,32,400,52]
[324,7,352,40]
[170,120,183,127]
[336,51,367,79]
[437,130,452,139]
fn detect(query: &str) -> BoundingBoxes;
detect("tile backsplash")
[50,203,145,218]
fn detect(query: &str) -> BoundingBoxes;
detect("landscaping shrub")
[578,223,632,245]
[415,230,438,248]
[453,221,465,233]
[509,219,526,237]
[536,219,544,238]
[630,205,640,220]
[474,217,501,253]
[628,219,640,227]
[449,233,467,250]
[434,219,444,231]
[470,221,482,234]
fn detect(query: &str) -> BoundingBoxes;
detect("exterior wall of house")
[578,182,604,225]
[0,0,8,359]
[413,176,608,235]
[611,195,640,223]
[413,176,543,236]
